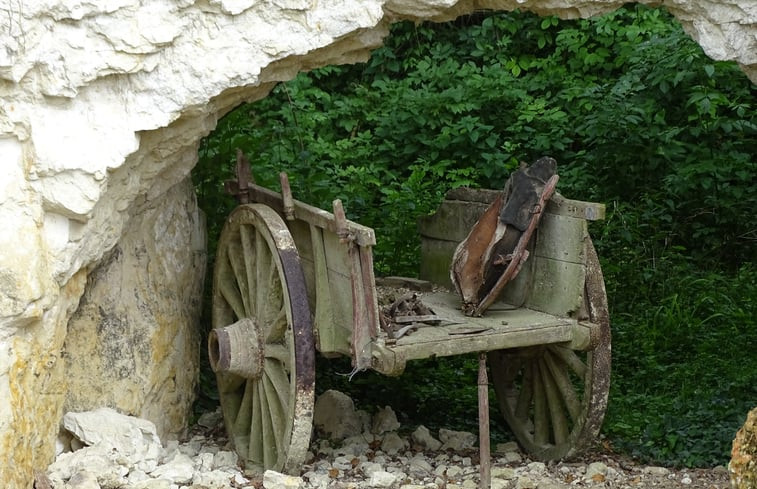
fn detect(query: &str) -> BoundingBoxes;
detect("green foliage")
[193,5,756,467]
[605,263,757,466]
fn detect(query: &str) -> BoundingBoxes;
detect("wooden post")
[478,352,491,489]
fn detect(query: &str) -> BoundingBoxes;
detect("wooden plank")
[419,239,457,288]
[524,258,586,316]
[419,190,603,243]
[247,183,376,246]
[309,225,351,356]
[348,244,380,370]
[533,214,588,265]
[418,199,492,242]
[546,194,605,221]
[392,321,573,362]
[381,290,583,362]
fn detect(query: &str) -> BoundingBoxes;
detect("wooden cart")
[208,161,611,475]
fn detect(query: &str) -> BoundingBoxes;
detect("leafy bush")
[193,5,756,467]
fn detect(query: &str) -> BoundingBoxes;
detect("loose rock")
[45,392,731,489]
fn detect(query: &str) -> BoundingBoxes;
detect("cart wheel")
[488,239,611,460]
[209,204,314,474]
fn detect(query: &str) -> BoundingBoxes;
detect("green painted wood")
[533,213,588,264]
[369,291,588,370]
[418,199,492,242]
[419,191,593,318]
[315,229,353,356]
[525,258,586,317]
[247,182,376,246]
[211,204,314,475]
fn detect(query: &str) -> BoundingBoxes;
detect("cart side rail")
[419,188,605,318]
[246,182,378,370]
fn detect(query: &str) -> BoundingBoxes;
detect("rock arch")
[0,1,754,486]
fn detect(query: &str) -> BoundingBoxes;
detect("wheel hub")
[209,317,265,379]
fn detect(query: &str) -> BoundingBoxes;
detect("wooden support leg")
[478,352,491,489]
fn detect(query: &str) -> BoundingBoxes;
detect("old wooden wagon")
[207,158,611,476]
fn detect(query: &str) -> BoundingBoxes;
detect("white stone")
[263,469,304,489]
[380,432,408,455]
[303,470,331,489]
[46,445,129,483]
[213,450,239,469]
[412,425,443,451]
[195,452,215,471]
[461,478,478,489]
[63,408,164,473]
[369,470,398,487]
[339,433,373,455]
[67,470,101,489]
[130,480,172,489]
[149,453,195,484]
[492,467,516,479]
[515,476,537,489]
[446,466,464,479]
[438,428,476,451]
[359,461,384,476]
[313,390,365,440]
[193,469,239,488]
[526,461,546,474]
[585,461,607,480]
[372,406,401,434]
[503,451,522,463]
[409,454,433,474]
[643,466,671,476]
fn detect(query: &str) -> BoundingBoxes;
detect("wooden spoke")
[549,345,587,378]
[489,238,611,461]
[532,363,549,445]
[240,224,258,317]
[227,240,251,316]
[514,362,533,421]
[217,256,246,320]
[211,204,314,475]
[541,358,569,445]
[544,349,581,423]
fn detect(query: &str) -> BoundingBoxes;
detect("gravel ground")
[44,406,733,489]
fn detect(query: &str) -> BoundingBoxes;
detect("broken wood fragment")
[450,157,559,316]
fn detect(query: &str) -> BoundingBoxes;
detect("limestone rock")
[730,406,757,489]
[372,406,401,434]
[369,470,398,487]
[439,428,477,451]
[1,0,756,486]
[314,390,365,441]
[263,469,304,489]
[149,453,195,484]
[411,425,443,451]
[63,177,205,440]
[63,408,164,473]
[380,432,408,454]
[67,470,101,489]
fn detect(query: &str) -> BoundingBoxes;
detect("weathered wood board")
[418,188,601,319]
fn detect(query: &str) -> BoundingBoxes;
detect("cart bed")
[373,290,596,374]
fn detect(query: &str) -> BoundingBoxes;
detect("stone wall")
[63,177,205,440]
[0,1,754,488]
